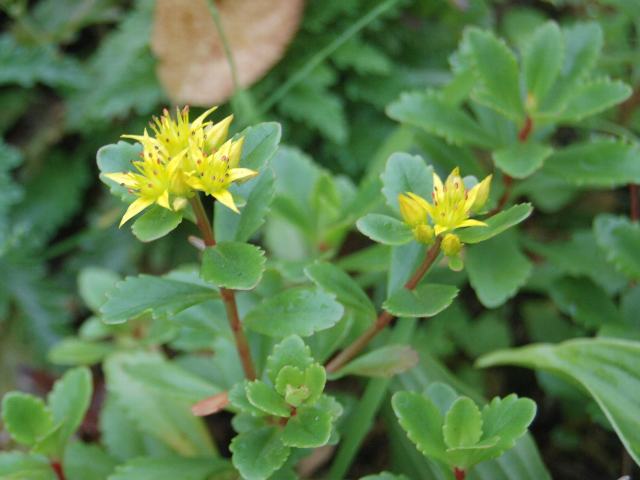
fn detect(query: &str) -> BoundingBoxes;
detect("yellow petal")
[120,197,153,227]
[212,189,239,213]
[228,137,244,168]
[434,224,449,236]
[229,167,258,183]
[205,115,233,150]
[192,106,218,128]
[456,219,487,229]
[104,172,137,188]
[157,190,171,210]
[432,171,444,194]
[405,192,430,210]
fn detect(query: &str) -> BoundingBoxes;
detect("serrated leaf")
[543,141,640,188]
[245,287,344,338]
[549,276,623,329]
[523,22,563,105]
[443,397,483,449]
[391,392,448,463]
[467,28,524,121]
[1,393,53,446]
[478,338,640,463]
[131,206,183,242]
[230,427,290,480]
[560,22,602,86]
[331,345,419,379]
[0,452,56,480]
[96,142,140,202]
[281,405,332,448]
[101,273,217,324]
[237,122,282,171]
[380,153,433,213]
[594,214,640,280]
[479,395,537,460]
[383,284,459,318]
[457,204,533,244]
[201,242,266,290]
[49,339,114,366]
[356,214,413,246]
[64,442,117,480]
[48,367,93,448]
[492,142,553,179]
[104,352,216,456]
[466,232,532,308]
[425,382,459,416]
[555,79,631,122]
[386,91,495,149]
[266,336,314,384]
[305,262,376,320]
[108,456,234,480]
[78,267,120,313]
[246,381,291,417]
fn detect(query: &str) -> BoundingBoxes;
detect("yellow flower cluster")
[398,168,492,267]
[105,107,257,226]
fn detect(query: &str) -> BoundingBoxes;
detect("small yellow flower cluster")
[105,107,256,226]
[398,168,492,268]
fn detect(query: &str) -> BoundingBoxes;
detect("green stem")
[258,0,402,114]
[327,318,418,480]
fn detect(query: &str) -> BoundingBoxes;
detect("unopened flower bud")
[398,192,429,228]
[471,174,492,213]
[413,224,435,245]
[441,233,462,257]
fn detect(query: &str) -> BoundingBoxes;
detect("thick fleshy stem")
[189,195,257,380]
[325,237,443,374]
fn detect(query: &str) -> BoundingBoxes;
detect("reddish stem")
[325,237,442,373]
[630,184,639,222]
[51,461,65,480]
[454,467,466,480]
[518,116,533,143]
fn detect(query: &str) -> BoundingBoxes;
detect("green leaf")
[549,277,623,329]
[96,141,140,202]
[104,352,216,456]
[383,284,459,318]
[360,473,409,480]
[386,91,495,149]
[78,268,120,313]
[380,153,433,213]
[457,204,533,244]
[331,345,419,379]
[282,405,332,448]
[305,262,376,320]
[64,442,117,480]
[1,393,53,446]
[559,22,603,87]
[492,142,553,179]
[245,287,344,337]
[466,232,532,308]
[523,22,563,105]
[265,335,314,384]
[230,427,290,480]
[542,141,640,188]
[594,215,640,280]
[478,337,640,464]
[246,381,291,417]
[0,452,56,480]
[201,242,266,290]
[237,122,282,171]
[391,391,448,463]
[555,79,631,122]
[108,456,234,480]
[479,395,537,460]
[443,397,483,449]
[48,367,93,446]
[466,28,524,121]
[101,273,217,324]
[48,339,114,366]
[356,214,413,246]
[131,206,183,243]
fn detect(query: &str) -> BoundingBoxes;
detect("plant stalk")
[189,196,257,380]
[325,237,442,373]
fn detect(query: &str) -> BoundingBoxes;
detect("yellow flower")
[104,130,182,226]
[427,168,490,236]
[185,137,257,213]
[398,193,434,244]
[471,174,492,214]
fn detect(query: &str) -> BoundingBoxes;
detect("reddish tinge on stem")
[51,461,65,480]
[518,116,533,143]
[454,467,466,480]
